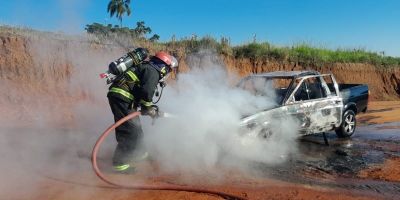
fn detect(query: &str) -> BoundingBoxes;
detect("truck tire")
[335,110,356,138]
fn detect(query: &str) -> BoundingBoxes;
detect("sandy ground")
[356,101,400,184]
[1,101,400,200]
[358,157,400,182]
[358,101,400,124]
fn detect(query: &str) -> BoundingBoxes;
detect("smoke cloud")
[0,32,123,199]
[143,50,299,175]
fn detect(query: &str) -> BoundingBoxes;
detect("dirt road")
[1,101,399,200]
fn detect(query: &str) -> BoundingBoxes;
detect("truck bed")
[327,83,369,113]
[339,84,369,113]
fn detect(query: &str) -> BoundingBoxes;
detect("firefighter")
[107,51,178,173]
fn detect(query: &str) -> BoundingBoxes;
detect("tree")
[134,21,152,37]
[85,21,160,42]
[85,23,109,35]
[149,34,160,42]
[107,0,131,27]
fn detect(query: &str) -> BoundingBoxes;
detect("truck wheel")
[335,110,356,138]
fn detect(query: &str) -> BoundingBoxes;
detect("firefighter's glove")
[141,105,159,118]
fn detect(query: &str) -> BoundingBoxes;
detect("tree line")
[86,0,159,42]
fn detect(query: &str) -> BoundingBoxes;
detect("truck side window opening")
[294,77,327,101]
[307,77,326,99]
[294,81,309,101]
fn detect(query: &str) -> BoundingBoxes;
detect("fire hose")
[91,111,247,200]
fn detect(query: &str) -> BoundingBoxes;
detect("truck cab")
[283,73,343,135]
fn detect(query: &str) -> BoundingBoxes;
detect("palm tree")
[107,0,131,27]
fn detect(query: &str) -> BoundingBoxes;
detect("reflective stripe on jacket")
[109,87,134,100]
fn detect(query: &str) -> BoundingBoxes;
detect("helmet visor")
[170,56,178,68]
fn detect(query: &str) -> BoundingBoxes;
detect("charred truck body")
[239,71,369,138]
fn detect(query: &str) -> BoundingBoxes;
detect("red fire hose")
[91,111,247,200]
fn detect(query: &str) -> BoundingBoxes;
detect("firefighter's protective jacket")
[107,62,160,108]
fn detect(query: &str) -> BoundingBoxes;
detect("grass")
[161,35,400,68]
[233,42,400,68]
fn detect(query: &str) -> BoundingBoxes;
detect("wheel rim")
[344,113,355,134]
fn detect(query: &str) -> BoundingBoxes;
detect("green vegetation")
[82,20,400,68]
[107,0,131,27]
[85,22,159,42]
[164,37,400,68]
[284,44,400,67]
[162,36,400,68]
[162,36,232,56]
[232,42,400,67]
[84,24,400,68]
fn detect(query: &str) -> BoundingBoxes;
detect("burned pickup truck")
[238,71,368,138]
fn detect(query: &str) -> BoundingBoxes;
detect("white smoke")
[143,50,299,175]
[0,32,123,199]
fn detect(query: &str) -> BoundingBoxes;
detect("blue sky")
[0,0,399,56]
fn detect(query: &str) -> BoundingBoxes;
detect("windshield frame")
[238,75,296,105]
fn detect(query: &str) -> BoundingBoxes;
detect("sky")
[0,0,399,56]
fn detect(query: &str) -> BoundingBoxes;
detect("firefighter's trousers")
[108,96,144,166]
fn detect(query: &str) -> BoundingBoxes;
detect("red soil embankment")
[0,31,123,127]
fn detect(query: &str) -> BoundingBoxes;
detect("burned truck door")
[283,77,313,133]
[307,75,343,133]
[320,74,343,129]
[283,75,343,135]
